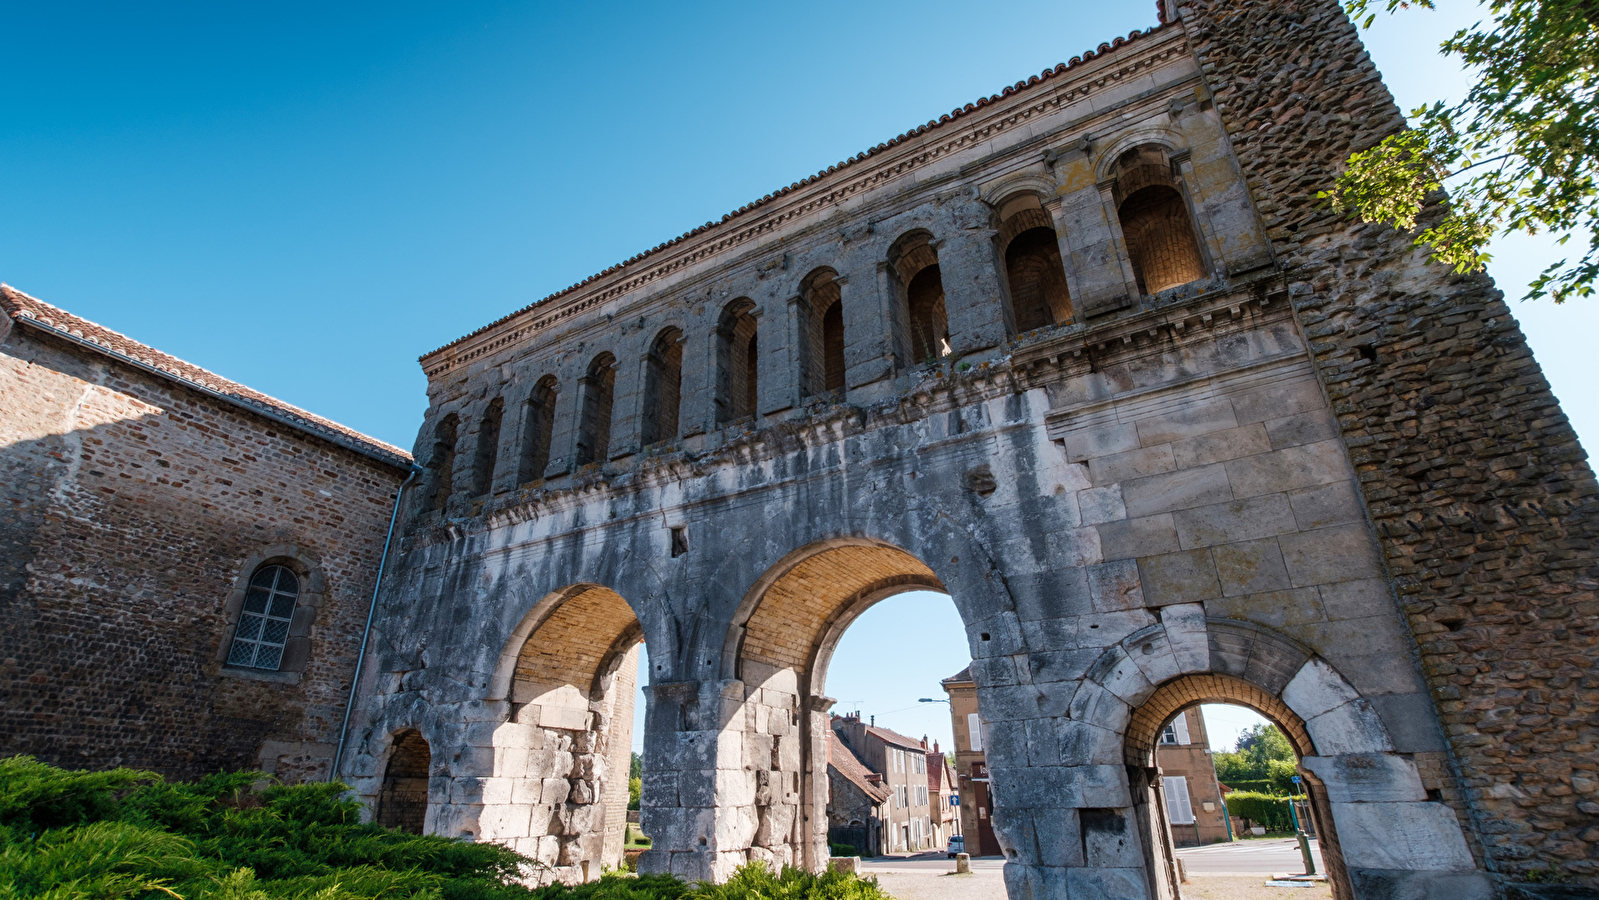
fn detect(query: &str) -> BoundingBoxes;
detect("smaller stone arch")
[476,583,646,884]
[517,375,558,484]
[375,728,432,835]
[991,190,1073,333]
[576,353,616,466]
[1043,612,1486,900]
[798,267,845,397]
[641,327,684,448]
[1102,142,1208,295]
[472,397,504,497]
[715,298,759,425]
[427,413,459,511]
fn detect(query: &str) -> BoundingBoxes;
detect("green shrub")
[1223,791,1294,833]
[0,756,537,899]
[827,843,857,858]
[694,864,890,900]
[0,759,895,900]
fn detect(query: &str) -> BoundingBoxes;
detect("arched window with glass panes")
[226,564,300,670]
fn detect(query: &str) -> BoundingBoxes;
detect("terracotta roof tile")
[828,731,889,803]
[425,24,1166,361]
[942,665,973,685]
[1,285,412,469]
[866,724,926,751]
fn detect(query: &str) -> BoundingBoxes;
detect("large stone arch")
[692,539,948,877]
[1006,611,1487,900]
[472,583,647,884]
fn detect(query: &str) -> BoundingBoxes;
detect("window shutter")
[1173,712,1191,745]
[967,713,983,752]
[1163,775,1195,824]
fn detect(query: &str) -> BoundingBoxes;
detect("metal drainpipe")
[330,465,421,782]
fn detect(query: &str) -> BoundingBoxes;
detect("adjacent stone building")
[927,742,961,850]
[0,286,412,782]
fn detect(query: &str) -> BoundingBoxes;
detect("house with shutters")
[1154,707,1231,847]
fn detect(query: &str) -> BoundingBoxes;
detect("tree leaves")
[1325,0,1599,302]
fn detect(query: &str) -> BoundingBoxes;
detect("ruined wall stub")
[341,1,1597,895]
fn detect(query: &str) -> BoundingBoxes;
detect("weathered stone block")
[1173,494,1297,550]
[1210,537,1293,596]
[1087,559,1144,612]
[1087,444,1176,486]
[1121,464,1233,518]
[1223,440,1348,499]
[1171,422,1271,469]
[1137,549,1223,606]
[1329,801,1476,871]
[1301,754,1427,803]
[1096,514,1181,561]
[1077,485,1128,525]
[1278,524,1384,587]
[1134,397,1239,446]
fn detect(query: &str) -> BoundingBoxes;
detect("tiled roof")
[1,285,413,469]
[828,732,889,803]
[424,24,1166,361]
[942,665,974,685]
[866,724,926,752]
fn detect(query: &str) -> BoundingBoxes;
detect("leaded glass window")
[227,564,299,670]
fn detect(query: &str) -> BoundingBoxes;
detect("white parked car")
[946,835,965,858]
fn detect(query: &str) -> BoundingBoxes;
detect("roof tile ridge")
[1,284,411,461]
[421,23,1168,363]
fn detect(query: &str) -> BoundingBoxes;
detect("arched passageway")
[481,585,644,884]
[715,539,947,873]
[998,614,1483,900]
[376,729,431,835]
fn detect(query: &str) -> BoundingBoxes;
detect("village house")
[1154,708,1231,847]
[824,731,890,857]
[941,667,1001,857]
[926,741,961,849]
[832,713,935,854]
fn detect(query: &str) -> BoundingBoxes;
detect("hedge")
[1223,791,1294,833]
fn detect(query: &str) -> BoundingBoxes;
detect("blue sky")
[4,3,1589,756]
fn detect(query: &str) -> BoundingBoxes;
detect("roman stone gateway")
[338,0,1598,896]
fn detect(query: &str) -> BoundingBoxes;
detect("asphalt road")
[1175,838,1326,876]
[856,838,1323,878]
[859,852,1006,874]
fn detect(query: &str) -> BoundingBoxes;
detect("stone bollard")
[954,852,971,874]
[1177,858,1188,883]
[829,857,862,875]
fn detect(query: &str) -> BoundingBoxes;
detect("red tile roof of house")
[942,666,974,685]
[829,732,890,803]
[424,24,1166,361]
[1,285,412,469]
[866,724,927,752]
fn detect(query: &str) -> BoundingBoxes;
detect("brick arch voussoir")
[720,536,948,683]
[487,582,645,703]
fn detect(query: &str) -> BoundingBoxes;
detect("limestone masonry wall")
[0,305,408,779]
